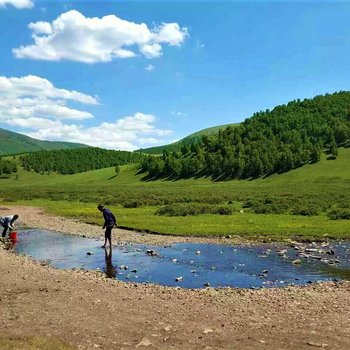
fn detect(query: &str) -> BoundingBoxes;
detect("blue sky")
[1,0,350,150]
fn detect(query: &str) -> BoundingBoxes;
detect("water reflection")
[13,229,350,289]
[104,246,117,278]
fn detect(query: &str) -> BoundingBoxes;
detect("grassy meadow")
[1,148,350,242]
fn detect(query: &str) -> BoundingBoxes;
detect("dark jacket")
[102,208,116,228]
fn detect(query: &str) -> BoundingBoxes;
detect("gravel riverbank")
[1,205,350,349]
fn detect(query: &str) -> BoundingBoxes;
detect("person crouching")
[1,214,19,239]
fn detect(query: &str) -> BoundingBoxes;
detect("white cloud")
[0,75,97,124]
[29,21,52,35]
[0,75,98,105]
[23,113,172,151]
[140,43,163,59]
[154,23,188,46]
[0,0,33,9]
[0,75,172,150]
[145,64,154,71]
[13,10,189,63]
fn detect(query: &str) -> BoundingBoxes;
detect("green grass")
[1,148,350,242]
[10,199,350,241]
[0,336,74,350]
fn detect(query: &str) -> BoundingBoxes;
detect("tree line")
[140,92,350,179]
[0,158,17,176]
[20,147,145,175]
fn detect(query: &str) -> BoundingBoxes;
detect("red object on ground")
[9,231,17,241]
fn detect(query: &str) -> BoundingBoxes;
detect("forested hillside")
[140,92,350,179]
[137,123,237,154]
[0,128,87,156]
[20,147,145,175]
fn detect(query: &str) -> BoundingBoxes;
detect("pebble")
[306,341,328,348]
[136,338,153,348]
[146,250,158,256]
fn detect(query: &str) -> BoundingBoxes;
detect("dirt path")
[1,206,350,349]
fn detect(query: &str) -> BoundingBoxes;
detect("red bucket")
[9,231,17,241]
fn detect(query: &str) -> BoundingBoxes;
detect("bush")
[242,199,260,208]
[248,200,287,214]
[215,205,234,215]
[252,204,283,214]
[291,206,319,216]
[123,201,140,208]
[156,203,234,216]
[327,209,350,220]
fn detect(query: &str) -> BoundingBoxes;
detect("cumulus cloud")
[0,0,33,9]
[13,10,189,63]
[0,75,98,129]
[23,113,172,151]
[0,75,172,150]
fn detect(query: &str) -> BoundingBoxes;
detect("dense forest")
[0,158,17,176]
[20,147,145,175]
[140,92,350,179]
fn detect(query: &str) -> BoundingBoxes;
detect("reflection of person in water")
[104,246,117,279]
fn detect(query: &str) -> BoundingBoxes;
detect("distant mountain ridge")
[0,128,88,156]
[137,123,239,154]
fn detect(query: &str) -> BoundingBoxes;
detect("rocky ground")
[1,206,350,349]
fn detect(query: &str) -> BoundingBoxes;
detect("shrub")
[215,205,234,215]
[327,209,350,220]
[156,203,234,216]
[123,201,139,208]
[291,207,319,216]
[250,201,286,214]
[242,199,260,208]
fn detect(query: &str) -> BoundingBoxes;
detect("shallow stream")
[13,229,350,289]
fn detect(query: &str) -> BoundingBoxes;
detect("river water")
[13,229,350,289]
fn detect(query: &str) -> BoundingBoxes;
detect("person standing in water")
[0,214,19,239]
[97,205,116,248]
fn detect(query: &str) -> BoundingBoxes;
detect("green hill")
[141,92,350,179]
[137,123,238,154]
[0,128,88,156]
